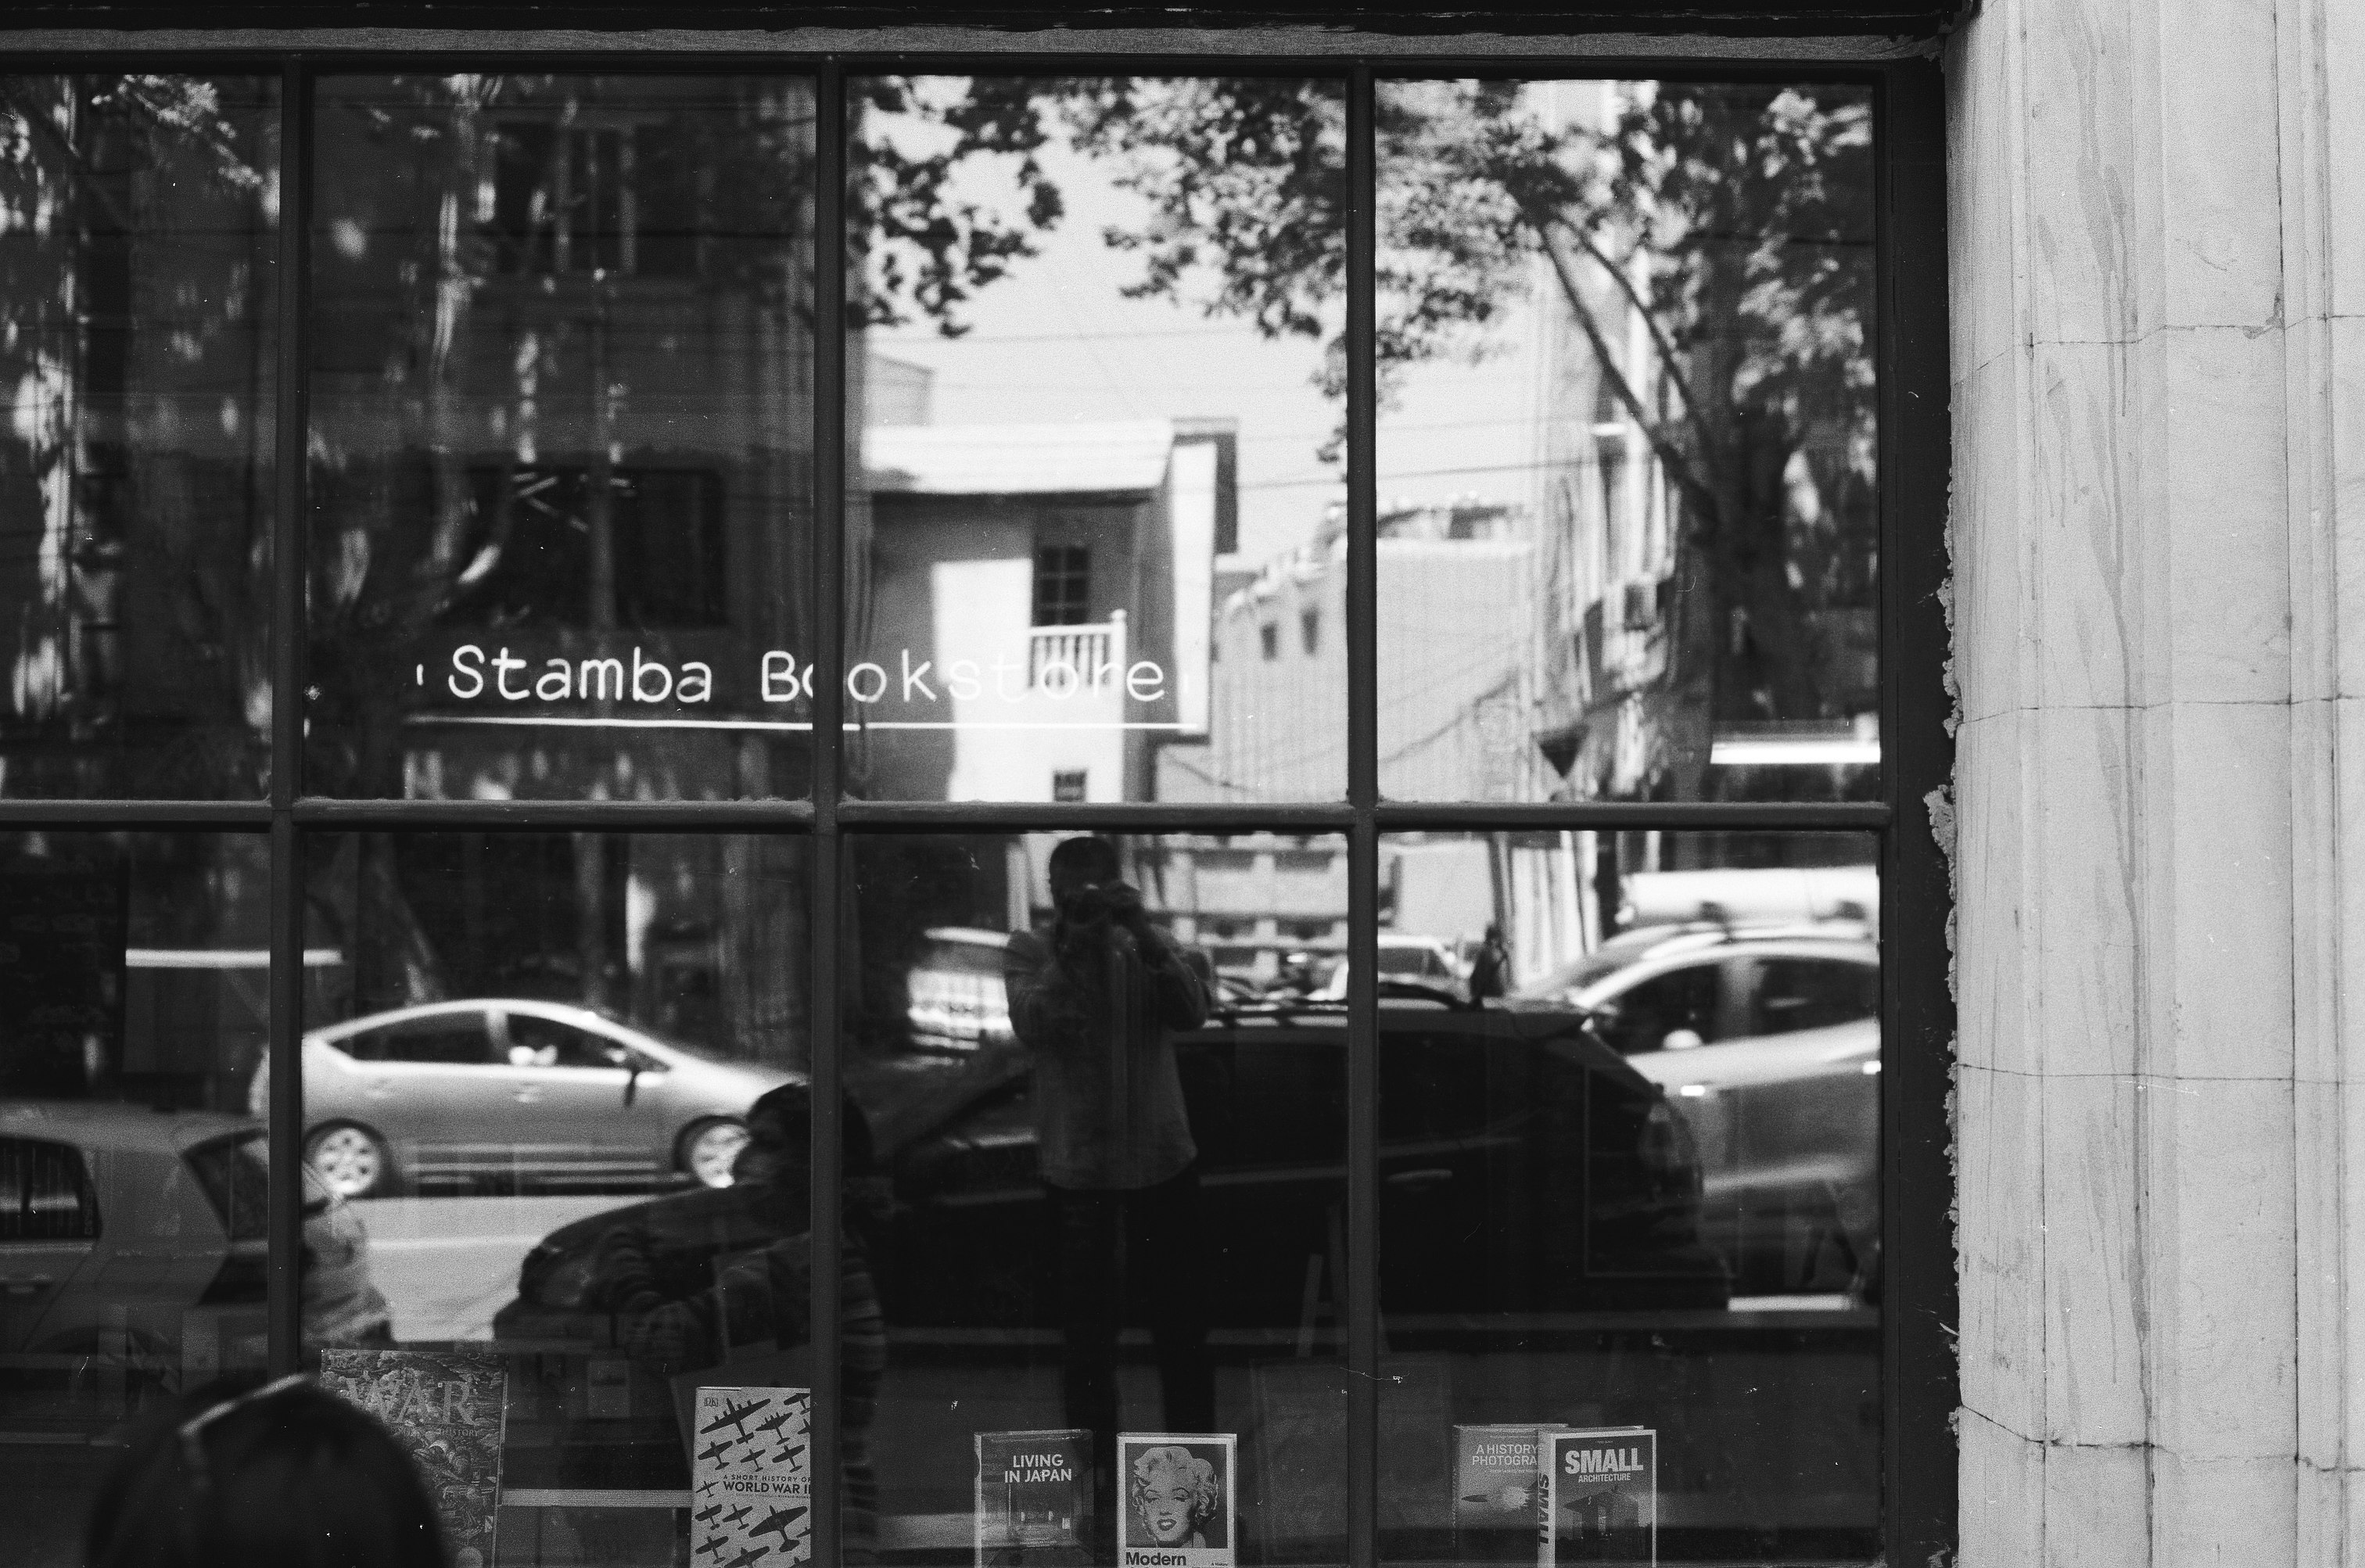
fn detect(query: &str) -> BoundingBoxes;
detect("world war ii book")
[687,1385,812,1566]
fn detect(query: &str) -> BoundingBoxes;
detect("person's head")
[1046,836,1122,908]
[1130,1445,1220,1545]
[732,1082,877,1193]
[84,1372,446,1568]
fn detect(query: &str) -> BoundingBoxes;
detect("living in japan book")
[1535,1429,1655,1567]
[318,1348,507,1568]
[974,1427,1092,1566]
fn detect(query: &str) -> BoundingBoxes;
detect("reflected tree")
[873,78,1878,799]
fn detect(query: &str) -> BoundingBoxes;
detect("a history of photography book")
[688,1386,812,1566]
[1452,1423,1566,1563]
[318,1348,507,1568]
[1535,1428,1655,1567]
[1118,1431,1237,1568]
[974,1427,1091,1566]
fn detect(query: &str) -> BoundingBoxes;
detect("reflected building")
[855,415,1234,803]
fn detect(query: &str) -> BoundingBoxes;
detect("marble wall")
[1947,0,2365,1559]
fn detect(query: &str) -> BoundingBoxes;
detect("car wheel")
[679,1118,749,1189]
[306,1122,392,1200]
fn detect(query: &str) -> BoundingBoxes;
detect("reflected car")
[0,1103,389,1397]
[1312,934,1467,999]
[1515,921,1881,1296]
[903,926,1016,1052]
[249,1000,794,1199]
[495,996,1727,1351]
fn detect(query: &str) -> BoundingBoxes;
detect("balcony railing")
[1027,610,1126,694]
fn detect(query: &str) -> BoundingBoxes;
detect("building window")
[0,47,1948,1568]
[447,467,727,630]
[1032,544,1092,626]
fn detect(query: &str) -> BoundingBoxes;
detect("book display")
[974,1428,1092,1566]
[1537,1429,1656,1567]
[318,1349,507,1568]
[1118,1433,1237,1568]
[687,1386,813,1566]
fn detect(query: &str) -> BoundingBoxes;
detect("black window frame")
[0,35,1954,1567]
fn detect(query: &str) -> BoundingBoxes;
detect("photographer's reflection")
[1003,836,1215,1537]
[587,1085,889,1563]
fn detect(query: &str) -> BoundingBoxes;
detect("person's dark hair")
[1047,835,1121,885]
[746,1081,874,1176]
[84,1371,445,1568]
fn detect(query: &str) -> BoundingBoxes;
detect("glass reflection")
[849,79,1347,802]
[301,831,816,1566]
[0,831,300,1567]
[1374,81,1879,804]
[0,77,279,798]
[1375,829,1879,1566]
[849,831,1348,1563]
[307,77,816,802]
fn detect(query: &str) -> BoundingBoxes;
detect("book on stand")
[974,1427,1092,1566]
[318,1348,506,1568]
[1534,1428,1656,1567]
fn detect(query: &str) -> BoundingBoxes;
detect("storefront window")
[848,77,1348,804]
[0,49,1941,1568]
[0,77,281,798]
[1376,81,1879,805]
[307,77,817,802]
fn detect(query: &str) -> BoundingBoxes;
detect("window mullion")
[1344,59,1380,1568]
[809,56,848,1568]
[265,52,312,1378]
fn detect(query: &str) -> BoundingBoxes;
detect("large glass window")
[848,77,1348,804]
[0,54,1940,1568]
[1376,81,1879,805]
[307,77,817,802]
[0,77,281,798]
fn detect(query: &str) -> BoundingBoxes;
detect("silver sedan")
[249,999,794,1199]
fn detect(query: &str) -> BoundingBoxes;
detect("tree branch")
[1529,219,1723,531]
[1549,210,1718,461]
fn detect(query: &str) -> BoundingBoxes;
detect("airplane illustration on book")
[767,1441,806,1467]
[695,1503,725,1523]
[723,1504,754,1525]
[722,1548,769,1568]
[751,1408,798,1439]
[702,1397,769,1438]
[698,1440,735,1465]
[750,1504,807,1546]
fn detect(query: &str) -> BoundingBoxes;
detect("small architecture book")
[1118,1432,1237,1568]
[687,1386,812,1566]
[1451,1423,1565,1563]
[974,1427,1092,1566]
[1535,1429,1655,1567]
[317,1348,506,1568]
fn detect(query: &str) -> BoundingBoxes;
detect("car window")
[1380,1028,1494,1143]
[343,1012,497,1065]
[0,1138,100,1241]
[1749,956,1879,1035]
[1594,962,1722,1055]
[185,1132,270,1243]
[506,1014,628,1069]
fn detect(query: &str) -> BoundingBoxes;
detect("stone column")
[1948,0,2364,1559]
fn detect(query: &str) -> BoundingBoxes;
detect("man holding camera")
[1003,835,1216,1527]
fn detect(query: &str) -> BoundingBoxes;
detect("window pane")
[848,831,1348,1563]
[0,77,279,799]
[1376,829,1879,1566]
[0,830,281,1566]
[848,78,1347,802]
[300,831,812,1564]
[307,77,816,802]
[1375,81,1879,803]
